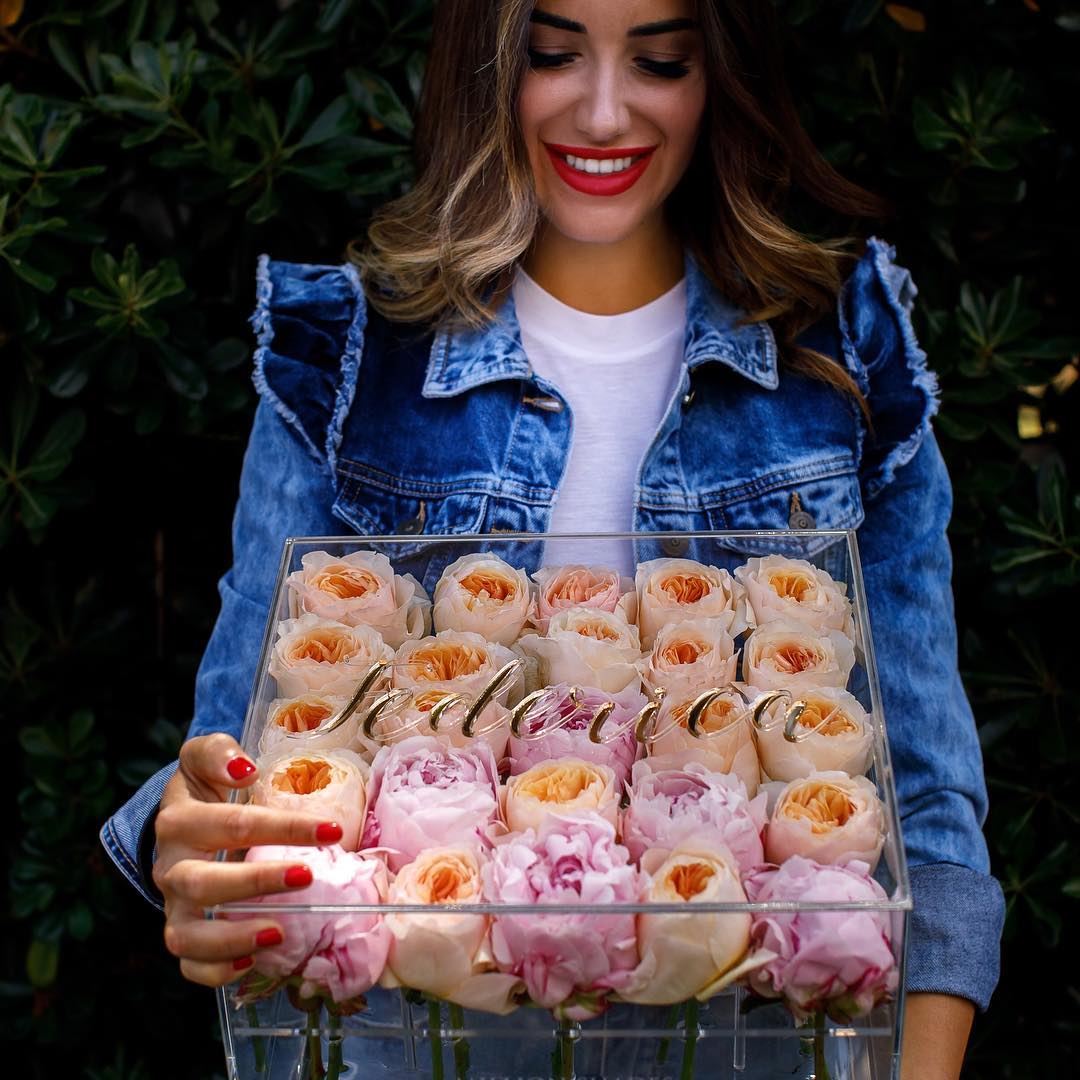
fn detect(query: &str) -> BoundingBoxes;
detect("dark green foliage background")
[1,1,1076,1075]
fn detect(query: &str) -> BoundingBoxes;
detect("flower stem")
[428,998,445,1080]
[245,1004,267,1073]
[680,998,700,1080]
[814,1011,832,1080]
[655,1003,681,1065]
[325,1012,343,1080]
[555,1016,576,1080]
[305,1007,325,1080]
[447,1002,470,1080]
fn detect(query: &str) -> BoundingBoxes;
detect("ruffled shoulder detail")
[838,236,941,501]
[250,254,367,475]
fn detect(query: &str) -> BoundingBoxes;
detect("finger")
[179,732,259,802]
[155,799,343,854]
[157,855,319,907]
[179,955,259,989]
[164,914,287,964]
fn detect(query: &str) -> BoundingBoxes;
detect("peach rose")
[383,846,523,1013]
[735,554,854,638]
[269,614,393,697]
[374,685,511,761]
[257,692,355,757]
[637,616,738,697]
[286,550,430,648]
[249,748,369,851]
[530,564,637,634]
[765,771,885,872]
[619,842,754,1005]
[646,687,760,797]
[517,606,642,694]
[753,686,873,781]
[504,759,620,834]
[433,553,533,645]
[741,619,855,692]
[635,557,746,649]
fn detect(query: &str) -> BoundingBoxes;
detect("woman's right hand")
[153,732,345,987]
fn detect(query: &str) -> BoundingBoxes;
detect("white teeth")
[563,153,638,175]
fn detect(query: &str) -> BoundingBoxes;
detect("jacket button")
[661,536,689,556]
[681,388,695,409]
[789,510,816,529]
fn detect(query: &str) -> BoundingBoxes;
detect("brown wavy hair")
[348,0,890,414]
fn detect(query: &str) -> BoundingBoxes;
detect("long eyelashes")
[526,49,691,80]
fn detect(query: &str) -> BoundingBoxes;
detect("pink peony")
[621,760,766,872]
[365,735,500,871]
[240,844,389,1004]
[482,813,643,1018]
[743,856,898,1022]
[508,683,645,787]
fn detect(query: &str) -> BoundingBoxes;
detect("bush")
[1,1,1076,1075]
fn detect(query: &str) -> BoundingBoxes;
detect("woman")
[100,2,1003,1076]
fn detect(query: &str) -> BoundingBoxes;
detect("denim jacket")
[100,237,1004,1009]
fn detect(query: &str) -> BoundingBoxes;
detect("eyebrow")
[528,11,699,37]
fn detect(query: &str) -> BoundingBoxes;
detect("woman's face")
[518,0,707,248]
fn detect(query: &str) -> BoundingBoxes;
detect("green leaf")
[284,74,314,141]
[316,0,355,34]
[26,940,59,989]
[292,95,358,151]
[345,69,413,139]
[47,31,91,95]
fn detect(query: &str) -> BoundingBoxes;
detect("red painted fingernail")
[227,757,256,780]
[315,822,343,844]
[255,928,283,948]
[233,955,254,971]
[284,865,312,888]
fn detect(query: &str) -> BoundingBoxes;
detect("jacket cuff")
[906,862,1005,1011]
[99,760,179,912]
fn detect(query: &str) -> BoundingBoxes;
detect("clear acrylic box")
[213,531,910,1080]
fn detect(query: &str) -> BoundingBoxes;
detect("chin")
[540,206,659,248]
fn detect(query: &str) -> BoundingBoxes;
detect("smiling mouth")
[556,151,650,175]
[544,143,657,176]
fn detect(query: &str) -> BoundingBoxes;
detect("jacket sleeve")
[844,238,1005,1009]
[99,256,365,910]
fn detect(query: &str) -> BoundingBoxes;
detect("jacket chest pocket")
[332,465,492,593]
[702,457,865,566]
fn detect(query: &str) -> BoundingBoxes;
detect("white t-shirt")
[512,267,687,577]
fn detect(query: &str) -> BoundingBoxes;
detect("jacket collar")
[421,247,779,398]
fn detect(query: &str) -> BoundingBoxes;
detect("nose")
[574,60,631,145]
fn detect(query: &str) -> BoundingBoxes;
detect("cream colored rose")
[383,846,523,1013]
[637,616,738,697]
[269,614,394,697]
[286,550,430,648]
[250,748,369,851]
[741,619,855,692]
[765,771,885,871]
[504,759,620,834]
[735,555,854,638]
[433,553,533,645]
[635,557,746,649]
[620,842,752,1005]
[395,629,521,704]
[517,606,642,694]
[376,686,511,761]
[646,688,760,797]
[530,564,637,634]
[258,693,356,757]
[754,686,873,781]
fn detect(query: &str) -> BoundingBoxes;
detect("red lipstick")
[544,142,657,197]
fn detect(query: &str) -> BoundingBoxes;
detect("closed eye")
[526,49,691,79]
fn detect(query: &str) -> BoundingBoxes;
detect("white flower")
[754,686,873,781]
[433,553,533,645]
[741,619,855,692]
[516,606,642,694]
[635,557,746,649]
[735,555,854,638]
[286,549,430,648]
[269,614,393,697]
